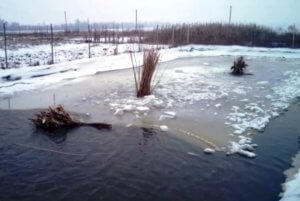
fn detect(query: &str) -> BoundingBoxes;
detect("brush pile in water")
[31,105,112,131]
[231,56,248,75]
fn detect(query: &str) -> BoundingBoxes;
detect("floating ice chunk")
[237,148,256,158]
[123,104,136,112]
[215,103,222,108]
[203,62,210,66]
[240,99,249,102]
[257,81,269,85]
[164,111,176,118]
[85,113,90,116]
[271,111,279,117]
[187,152,199,156]
[141,95,156,105]
[114,109,124,116]
[109,103,119,108]
[126,124,132,127]
[136,106,150,112]
[232,88,246,95]
[245,103,264,113]
[82,97,87,101]
[265,95,273,100]
[204,148,215,154]
[166,101,173,108]
[160,125,169,132]
[232,106,240,112]
[153,99,165,108]
[228,141,256,158]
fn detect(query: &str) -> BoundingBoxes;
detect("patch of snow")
[204,148,215,154]
[280,169,300,201]
[227,136,257,158]
[215,103,222,108]
[257,81,269,85]
[113,108,124,116]
[160,125,169,132]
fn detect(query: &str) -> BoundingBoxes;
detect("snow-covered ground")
[1,43,300,96]
[280,151,300,201]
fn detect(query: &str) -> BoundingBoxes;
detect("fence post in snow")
[293,33,295,48]
[292,24,295,48]
[50,24,54,65]
[88,22,91,58]
[156,25,159,49]
[171,26,175,47]
[186,25,190,44]
[3,23,8,69]
[138,25,141,52]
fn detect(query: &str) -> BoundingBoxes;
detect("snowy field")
[1,43,300,199]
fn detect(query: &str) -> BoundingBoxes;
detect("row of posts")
[1,24,180,69]
[2,23,296,69]
[1,22,90,68]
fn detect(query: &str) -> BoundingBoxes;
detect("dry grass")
[130,49,160,98]
[231,56,248,75]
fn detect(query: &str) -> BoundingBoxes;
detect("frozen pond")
[1,55,299,157]
[1,45,300,200]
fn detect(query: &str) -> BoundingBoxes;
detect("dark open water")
[0,101,299,201]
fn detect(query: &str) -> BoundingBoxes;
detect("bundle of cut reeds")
[130,49,160,97]
[31,105,111,131]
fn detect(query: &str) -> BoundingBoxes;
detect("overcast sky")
[0,0,299,28]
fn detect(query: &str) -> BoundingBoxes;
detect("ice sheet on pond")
[1,44,300,158]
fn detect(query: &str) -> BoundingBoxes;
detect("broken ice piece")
[136,106,150,112]
[160,125,169,132]
[114,109,124,116]
[203,148,215,154]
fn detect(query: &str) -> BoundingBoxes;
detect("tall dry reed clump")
[130,49,160,98]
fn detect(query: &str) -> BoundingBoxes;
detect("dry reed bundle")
[130,49,160,97]
[231,56,248,75]
[31,105,112,131]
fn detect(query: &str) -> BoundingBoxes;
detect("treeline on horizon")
[144,23,299,48]
[0,19,298,48]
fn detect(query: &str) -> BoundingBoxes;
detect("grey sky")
[0,0,299,28]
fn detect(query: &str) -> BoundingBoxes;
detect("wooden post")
[50,24,54,64]
[156,25,159,48]
[3,23,8,69]
[292,24,296,48]
[229,5,232,24]
[292,33,295,48]
[135,9,138,31]
[53,93,56,105]
[171,26,175,47]
[138,25,141,52]
[112,23,115,44]
[186,25,190,44]
[88,21,91,58]
[64,11,68,33]
[8,97,11,110]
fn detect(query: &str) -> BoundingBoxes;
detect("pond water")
[0,101,299,201]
